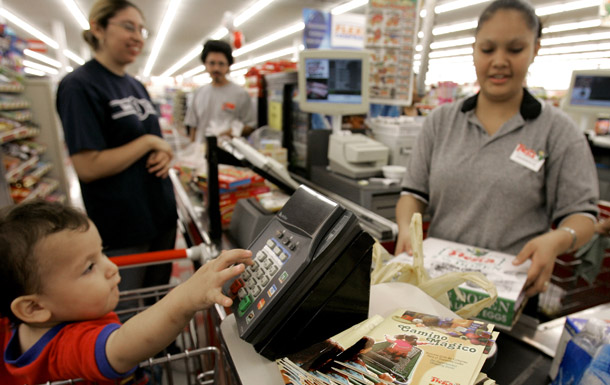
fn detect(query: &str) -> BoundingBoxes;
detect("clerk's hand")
[147,150,172,178]
[394,227,413,256]
[595,219,610,237]
[513,231,563,297]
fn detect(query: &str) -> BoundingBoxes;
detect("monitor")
[298,49,370,116]
[565,69,610,115]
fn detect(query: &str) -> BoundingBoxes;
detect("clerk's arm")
[513,213,595,296]
[71,134,173,183]
[395,194,427,255]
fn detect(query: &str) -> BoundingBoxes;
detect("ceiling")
[1,0,608,83]
[0,0,343,77]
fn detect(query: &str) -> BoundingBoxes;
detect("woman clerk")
[395,0,599,297]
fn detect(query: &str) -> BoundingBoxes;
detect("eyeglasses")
[205,60,229,68]
[108,21,149,40]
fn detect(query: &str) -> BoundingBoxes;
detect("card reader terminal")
[226,185,374,359]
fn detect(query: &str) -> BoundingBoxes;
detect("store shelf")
[23,177,59,201]
[0,83,24,93]
[0,100,29,110]
[0,110,32,122]
[0,126,38,143]
[5,154,39,182]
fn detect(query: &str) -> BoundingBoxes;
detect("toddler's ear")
[11,295,52,324]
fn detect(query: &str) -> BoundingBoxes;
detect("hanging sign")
[303,9,331,49]
[331,13,365,49]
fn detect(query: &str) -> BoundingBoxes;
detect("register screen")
[304,58,362,104]
[570,74,610,108]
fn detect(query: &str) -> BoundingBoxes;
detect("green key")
[238,295,253,317]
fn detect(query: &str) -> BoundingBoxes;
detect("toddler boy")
[0,200,252,384]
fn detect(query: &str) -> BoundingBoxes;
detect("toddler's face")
[34,221,121,322]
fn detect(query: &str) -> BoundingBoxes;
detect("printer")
[328,133,390,179]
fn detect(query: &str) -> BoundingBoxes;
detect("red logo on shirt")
[222,102,236,111]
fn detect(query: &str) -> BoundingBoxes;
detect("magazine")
[277,308,496,385]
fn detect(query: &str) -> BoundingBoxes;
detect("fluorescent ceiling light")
[143,0,182,77]
[430,37,475,50]
[234,0,275,27]
[24,49,62,68]
[161,46,202,77]
[539,42,610,55]
[211,27,229,40]
[230,68,248,78]
[232,46,296,71]
[535,51,610,61]
[193,73,211,85]
[183,65,205,78]
[66,66,74,72]
[63,49,85,65]
[542,19,601,34]
[536,0,600,16]
[429,56,474,65]
[23,60,59,75]
[429,47,473,59]
[62,0,89,30]
[331,0,369,15]
[24,67,46,76]
[435,0,490,14]
[432,0,602,36]
[162,0,356,77]
[234,22,304,57]
[433,20,477,36]
[0,8,59,49]
[541,32,610,46]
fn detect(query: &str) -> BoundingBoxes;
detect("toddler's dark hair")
[0,200,90,324]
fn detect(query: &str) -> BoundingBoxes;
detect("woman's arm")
[395,194,427,255]
[71,134,172,183]
[513,213,595,296]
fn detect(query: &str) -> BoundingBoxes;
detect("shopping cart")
[39,245,226,385]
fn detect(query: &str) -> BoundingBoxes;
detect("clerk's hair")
[476,0,542,40]
[201,40,234,66]
[0,200,90,324]
[83,0,143,51]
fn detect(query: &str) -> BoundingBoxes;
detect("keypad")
[236,235,300,316]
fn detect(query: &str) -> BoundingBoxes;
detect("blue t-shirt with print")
[56,59,177,249]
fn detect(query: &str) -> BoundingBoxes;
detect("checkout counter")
[169,135,608,385]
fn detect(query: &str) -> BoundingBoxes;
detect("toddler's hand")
[187,249,253,310]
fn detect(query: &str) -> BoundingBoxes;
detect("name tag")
[510,143,545,172]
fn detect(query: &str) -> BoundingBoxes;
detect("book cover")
[277,308,495,385]
[393,238,530,328]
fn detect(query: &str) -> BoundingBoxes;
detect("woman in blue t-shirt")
[56,0,178,296]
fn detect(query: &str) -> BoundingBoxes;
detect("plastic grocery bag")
[371,213,498,319]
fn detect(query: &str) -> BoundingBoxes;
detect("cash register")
[327,133,389,179]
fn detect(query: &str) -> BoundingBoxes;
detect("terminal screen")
[304,58,362,104]
[570,74,610,108]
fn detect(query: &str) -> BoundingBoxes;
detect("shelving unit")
[0,74,68,207]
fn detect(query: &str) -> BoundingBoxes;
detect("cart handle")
[111,244,212,267]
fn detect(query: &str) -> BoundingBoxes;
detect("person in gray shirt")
[185,40,256,143]
[395,0,599,297]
